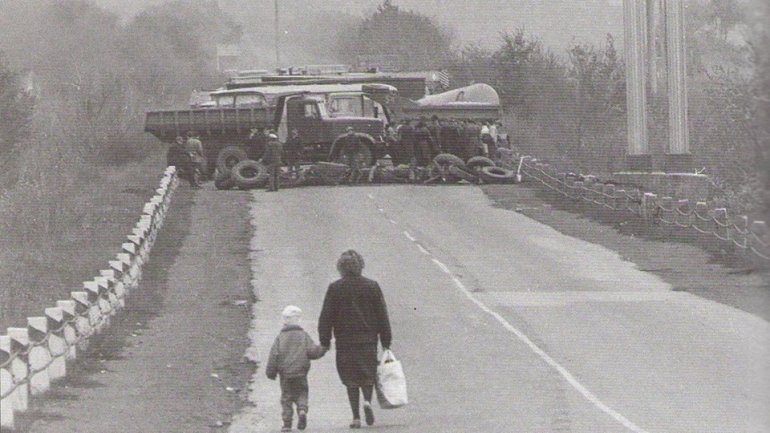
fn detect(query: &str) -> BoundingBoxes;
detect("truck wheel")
[466,156,496,171]
[216,147,248,174]
[479,166,516,184]
[231,160,268,189]
[333,141,374,167]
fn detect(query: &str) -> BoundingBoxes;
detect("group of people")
[386,117,508,167]
[168,118,510,190]
[166,131,206,188]
[266,250,392,431]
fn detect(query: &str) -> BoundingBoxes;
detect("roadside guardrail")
[0,166,180,431]
[518,157,770,264]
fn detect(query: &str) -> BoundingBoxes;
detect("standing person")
[167,136,195,185]
[398,119,416,166]
[413,120,436,166]
[465,121,482,158]
[318,250,392,429]
[428,115,442,153]
[480,122,492,157]
[185,131,206,184]
[286,128,303,176]
[263,133,283,192]
[266,305,327,432]
[339,127,364,184]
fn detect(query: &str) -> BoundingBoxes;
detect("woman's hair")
[337,250,365,277]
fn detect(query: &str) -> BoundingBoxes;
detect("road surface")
[230,185,769,433]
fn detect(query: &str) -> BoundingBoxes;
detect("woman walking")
[319,250,392,429]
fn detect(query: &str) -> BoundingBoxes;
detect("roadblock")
[0,167,180,431]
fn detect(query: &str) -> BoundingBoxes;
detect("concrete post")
[6,328,29,412]
[1,335,16,429]
[26,317,51,396]
[56,300,78,360]
[71,291,93,350]
[44,307,67,381]
[623,0,651,170]
[664,0,691,171]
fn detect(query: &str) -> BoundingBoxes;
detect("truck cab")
[280,95,386,163]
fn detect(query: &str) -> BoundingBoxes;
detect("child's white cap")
[282,305,302,325]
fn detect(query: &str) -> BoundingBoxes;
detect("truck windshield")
[315,100,329,118]
[216,95,235,107]
[235,93,267,107]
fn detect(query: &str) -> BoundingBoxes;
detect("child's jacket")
[266,325,326,380]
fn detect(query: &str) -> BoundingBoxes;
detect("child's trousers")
[280,376,309,423]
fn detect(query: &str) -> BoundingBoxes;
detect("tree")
[0,54,34,186]
[341,0,454,71]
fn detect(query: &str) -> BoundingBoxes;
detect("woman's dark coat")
[318,275,392,349]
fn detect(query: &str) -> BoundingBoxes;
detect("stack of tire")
[431,153,471,184]
[214,146,268,190]
[465,156,516,184]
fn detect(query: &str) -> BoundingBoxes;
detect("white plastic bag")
[376,349,408,409]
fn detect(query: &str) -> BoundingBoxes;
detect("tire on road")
[231,159,268,189]
[315,161,350,176]
[479,166,516,184]
[216,146,249,174]
[448,165,479,183]
[466,156,496,171]
[433,153,466,170]
[214,170,236,190]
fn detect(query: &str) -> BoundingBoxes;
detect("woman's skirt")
[335,343,378,387]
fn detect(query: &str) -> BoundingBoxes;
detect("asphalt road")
[230,185,769,433]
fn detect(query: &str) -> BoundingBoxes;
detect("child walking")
[266,305,327,431]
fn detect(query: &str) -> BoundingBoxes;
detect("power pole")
[623,0,651,170]
[274,0,281,67]
[664,0,690,170]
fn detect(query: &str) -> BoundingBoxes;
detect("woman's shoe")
[349,418,361,429]
[363,402,375,426]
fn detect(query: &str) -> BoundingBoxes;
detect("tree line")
[341,0,768,216]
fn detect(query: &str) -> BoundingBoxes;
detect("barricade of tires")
[212,153,518,190]
[0,167,180,431]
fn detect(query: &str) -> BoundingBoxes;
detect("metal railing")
[518,157,770,262]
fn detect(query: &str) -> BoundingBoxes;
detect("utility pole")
[274,0,281,67]
[623,0,650,170]
[664,0,691,170]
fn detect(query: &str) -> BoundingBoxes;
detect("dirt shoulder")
[482,184,770,321]
[15,185,256,433]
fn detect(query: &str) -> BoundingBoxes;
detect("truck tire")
[216,146,249,174]
[448,165,479,183]
[331,135,375,166]
[479,166,516,184]
[433,153,466,170]
[214,170,236,190]
[231,160,268,189]
[466,156,496,171]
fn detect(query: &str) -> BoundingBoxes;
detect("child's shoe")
[297,410,307,430]
[363,402,375,426]
[349,418,361,429]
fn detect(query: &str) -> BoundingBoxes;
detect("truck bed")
[144,107,277,142]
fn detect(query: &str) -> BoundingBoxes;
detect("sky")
[94,0,624,51]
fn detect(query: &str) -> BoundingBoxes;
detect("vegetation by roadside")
[0,154,167,330]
